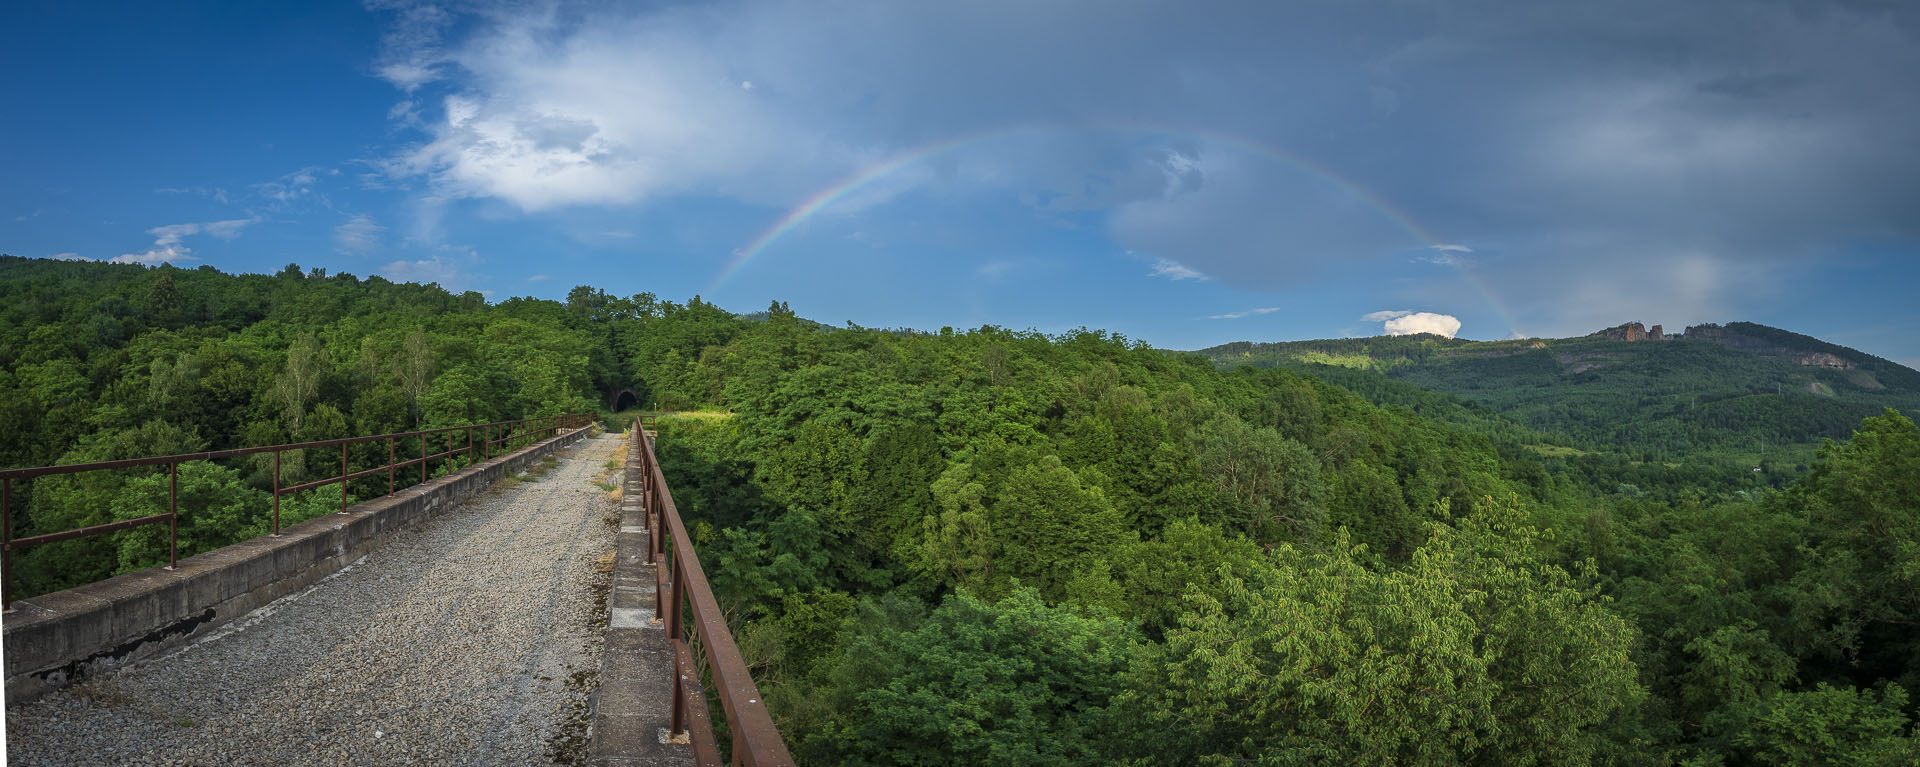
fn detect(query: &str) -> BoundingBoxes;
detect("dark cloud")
[376,0,1920,336]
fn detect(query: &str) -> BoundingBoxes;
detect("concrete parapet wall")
[587,428,691,765]
[2,426,591,703]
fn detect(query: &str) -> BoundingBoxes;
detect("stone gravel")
[5,434,625,767]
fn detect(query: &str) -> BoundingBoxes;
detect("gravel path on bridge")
[5,433,625,767]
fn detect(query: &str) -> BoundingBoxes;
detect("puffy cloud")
[1372,311,1462,338]
[116,218,254,265]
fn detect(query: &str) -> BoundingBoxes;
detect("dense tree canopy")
[4,255,1916,764]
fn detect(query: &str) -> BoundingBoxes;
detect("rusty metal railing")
[633,425,792,766]
[0,413,593,607]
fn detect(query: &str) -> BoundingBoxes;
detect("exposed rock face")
[1594,322,1675,341]
[1683,324,1861,370]
[1595,322,1649,341]
[1685,324,1726,340]
[1794,352,1855,369]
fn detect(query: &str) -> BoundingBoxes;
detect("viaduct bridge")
[2,417,791,766]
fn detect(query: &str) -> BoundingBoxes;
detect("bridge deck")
[5,432,688,766]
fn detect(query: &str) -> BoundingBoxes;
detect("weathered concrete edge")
[2,426,592,703]
[587,430,692,767]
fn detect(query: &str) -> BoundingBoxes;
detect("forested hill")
[5,256,1918,764]
[0,255,613,472]
[1198,324,1920,470]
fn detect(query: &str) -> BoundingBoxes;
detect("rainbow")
[707,124,1522,338]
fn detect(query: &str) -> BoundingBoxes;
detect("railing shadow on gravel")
[1,414,594,608]
[632,424,794,766]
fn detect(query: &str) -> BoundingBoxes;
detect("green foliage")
[10,255,1920,764]
[1785,411,1920,689]
[1733,684,1920,766]
[805,588,1137,767]
[1198,329,1920,495]
[108,462,270,571]
[1116,506,1642,766]
[0,256,612,598]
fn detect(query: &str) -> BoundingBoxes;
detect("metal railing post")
[3,477,12,608]
[670,576,686,736]
[388,437,396,495]
[272,450,282,536]
[167,462,178,570]
[339,443,349,514]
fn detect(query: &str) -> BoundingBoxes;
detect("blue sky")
[5,1,1919,366]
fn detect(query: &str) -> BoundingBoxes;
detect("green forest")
[3,255,1917,765]
[1199,330,1920,480]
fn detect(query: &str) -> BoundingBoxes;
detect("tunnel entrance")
[612,388,638,411]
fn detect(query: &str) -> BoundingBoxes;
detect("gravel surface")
[5,434,625,767]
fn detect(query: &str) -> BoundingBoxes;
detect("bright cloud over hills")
[1364,310,1463,339]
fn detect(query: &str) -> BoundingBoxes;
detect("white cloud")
[252,166,335,206]
[526,273,549,281]
[1361,309,1413,322]
[368,0,453,92]
[1149,257,1208,281]
[377,8,854,212]
[199,219,250,240]
[115,218,255,265]
[113,246,196,266]
[1208,306,1282,320]
[48,252,83,261]
[379,255,463,288]
[334,214,386,254]
[1376,311,1462,338]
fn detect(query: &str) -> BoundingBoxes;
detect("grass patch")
[1524,444,1591,457]
[1292,350,1380,370]
[657,409,733,422]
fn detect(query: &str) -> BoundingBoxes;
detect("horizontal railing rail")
[1,413,593,607]
[634,426,792,766]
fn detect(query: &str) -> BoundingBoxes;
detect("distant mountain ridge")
[1194,321,1920,469]
[1591,321,1911,378]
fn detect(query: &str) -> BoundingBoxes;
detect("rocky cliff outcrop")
[1683,324,1860,370]
[1793,352,1855,369]
[1593,322,1671,341]
[1595,322,1650,341]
